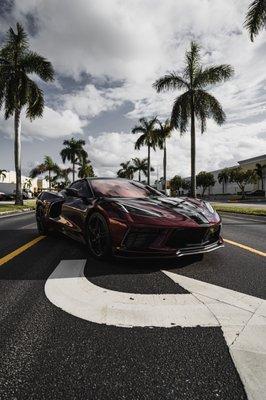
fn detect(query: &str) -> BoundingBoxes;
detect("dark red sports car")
[36,178,224,259]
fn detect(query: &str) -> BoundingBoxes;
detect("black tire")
[86,212,112,260]
[36,206,49,235]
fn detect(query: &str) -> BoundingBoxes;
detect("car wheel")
[86,213,112,260]
[36,206,49,235]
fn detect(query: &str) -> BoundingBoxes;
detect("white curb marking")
[45,259,266,400]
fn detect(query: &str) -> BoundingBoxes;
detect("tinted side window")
[70,180,93,197]
[70,181,83,191]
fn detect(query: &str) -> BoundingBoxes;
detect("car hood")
[112,196,220,225]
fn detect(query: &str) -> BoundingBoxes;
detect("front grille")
[123,229,162,250]
[165,225,220,249]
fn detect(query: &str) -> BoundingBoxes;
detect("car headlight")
[204,202,215,214]
[119,203,162,217]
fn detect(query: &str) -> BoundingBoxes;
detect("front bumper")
[176,239,224,257]
[116,223,224,259]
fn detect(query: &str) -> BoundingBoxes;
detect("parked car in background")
[0,192,6,201]
[245,190,265,197]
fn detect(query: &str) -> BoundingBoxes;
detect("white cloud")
[62,84,122,118]
[0,107,85,139]
[85,120,266,181]
[1,0,266,176]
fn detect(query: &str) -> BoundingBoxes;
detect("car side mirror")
[65,187,80,197]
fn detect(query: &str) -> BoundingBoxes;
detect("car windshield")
[90,179,164,198]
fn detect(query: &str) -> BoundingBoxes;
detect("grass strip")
[0,199,36,214]
[212,204,266,216]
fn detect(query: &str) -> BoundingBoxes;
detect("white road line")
[19,223,37,230]
[163,271,266,400]
[45,260,217,328]
[45,260,266,400]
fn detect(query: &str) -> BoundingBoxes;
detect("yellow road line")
[0,236,46,267]
[224,238,266,257]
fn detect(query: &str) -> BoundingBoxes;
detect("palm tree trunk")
[72,162,75,182]
[147,144,151,185]
[14,109,23,205]
[222,180,225,194]
[48,170,51,190]
[163,140,167,192]
[139,170,141,182]
[190,96,196,198]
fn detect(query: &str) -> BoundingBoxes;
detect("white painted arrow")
[45,259,266,400]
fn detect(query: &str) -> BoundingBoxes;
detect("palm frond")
[184,41,201,83]
[44,155,55,168]
[153,73,188,93]
[195,90,226,127]
[132,125,146,134]
[76,139,86,146]
[0,68,9,109]
[4,77,16,119]
[26,78,44,120]
[60,148,69,163]
[134,134,146,150]
[29,164,46,178]
[6,23,28,52]
[21,51,54,82]
[244,0,266,41]
[194,65,234,87]
[170,91,190,133]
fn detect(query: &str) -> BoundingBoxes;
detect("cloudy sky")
[0,0,265,181]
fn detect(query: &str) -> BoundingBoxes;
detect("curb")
[0,209,35,219]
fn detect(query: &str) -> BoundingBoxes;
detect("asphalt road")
[0,211,265,400]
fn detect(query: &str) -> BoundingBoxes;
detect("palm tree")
[78,156,95,178]
[60,138,88,182]
[0,23,54,204]
[30,156,58,189]
[54,167,72,188]
[154,119,173,191]
[0,169,7,182]
[218,168,230,194]
[254,163,266,190]
[153,41,233,198]
[132,117,159,185]
[131,157,154,182]
[117,161,135,179]
[23,178,32,190]
[244,0,266,41]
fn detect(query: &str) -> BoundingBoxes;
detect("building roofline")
[238,154,266,165]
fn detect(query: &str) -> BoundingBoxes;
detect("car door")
[61,180,93,240]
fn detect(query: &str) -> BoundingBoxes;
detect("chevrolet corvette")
[36,178,224,259]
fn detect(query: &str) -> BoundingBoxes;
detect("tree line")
[0,2,265,204]
[29,138,94,190]
[169,163,265,198]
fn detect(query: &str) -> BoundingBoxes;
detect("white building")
[208,154,266,195]
[182,154,266,196]
[0,170,49,193]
